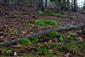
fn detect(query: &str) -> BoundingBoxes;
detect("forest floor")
[0,6,85,57]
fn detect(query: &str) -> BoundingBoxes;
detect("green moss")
[35,20,58,28]
[48,32,60,38]
[30,38,39,43]
[45,20,57,26]
[48,32,64,42]
[36,10,64,17]
[36,21,47,27]
[19,38,32,46]
[46,11,57,16]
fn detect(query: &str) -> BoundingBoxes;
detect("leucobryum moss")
[35,20,58,28]
[19,38,32,46]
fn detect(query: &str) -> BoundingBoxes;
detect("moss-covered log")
[0,24,85,47]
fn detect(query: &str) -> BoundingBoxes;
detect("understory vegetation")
[0,4,85,57]
[0,31,85,57]
[36,10,64,17]
[34,19,58,28]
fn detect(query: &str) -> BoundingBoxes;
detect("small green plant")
[36,10,64,17]
[56,14,64,17]
[30,38,39,43]
[67,32,76,41]
[55,44,62,50]
[36,10,45,16]
[48,32,60,38]
[64,42,80,54]
[34,46,52,57]
[2,48,13,55]
[48,32,64,42]
[8,28,19,35]
[34,46,48,55]
[42,47,49,55]
[45,20,57,26]
[34,47,43,55]
[78,41,85,49]
[19,38,32,46]
[23,54,30,57]
[35,20,58,28]
[58,34,64,42]
[54,44,67,52]
[36,21,47,27]
[17,48,25,52]
[35,20,46,27]
[46,11,57,16]
[46,11,64,17]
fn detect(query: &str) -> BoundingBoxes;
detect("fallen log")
[0,24,85,47]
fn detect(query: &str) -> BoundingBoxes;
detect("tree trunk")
[45,0,47,8]
[72,0,77,12]
[74,0,77,12]
[37,0,44,11]
[0,0,3,4]
[2,0,8,5]
[62,0,67,11]
[67,0,70,11]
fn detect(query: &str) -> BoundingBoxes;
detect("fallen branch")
[0,24,85,47]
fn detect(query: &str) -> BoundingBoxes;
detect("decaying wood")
[0,24,85,47]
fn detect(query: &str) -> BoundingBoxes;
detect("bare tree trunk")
[62,0,67,11]
[0,0,3,4]
[72,0,77,12]
[2,0,8,5]
[0,0,17,5]
[45,0,47,8]
[67,0,70,11]
[74,0,77,12]
[37,0,44,11]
